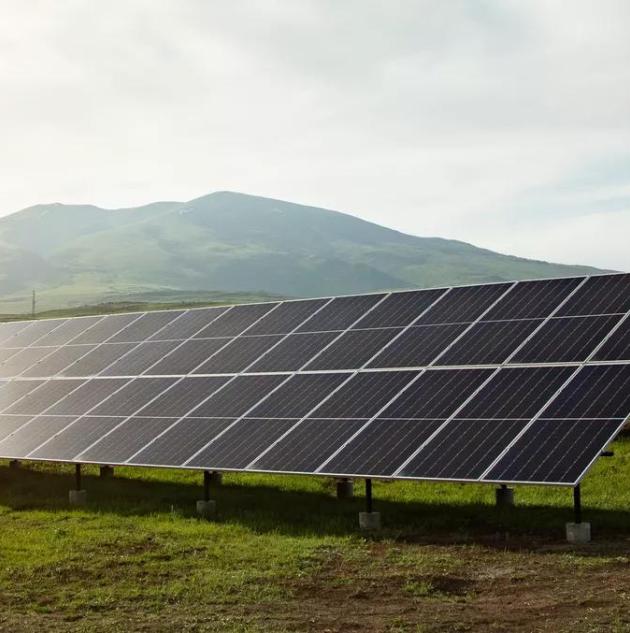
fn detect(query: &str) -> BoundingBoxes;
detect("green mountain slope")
[0,191,606,312]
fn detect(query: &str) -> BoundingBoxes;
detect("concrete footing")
[99,465,114,478]
[566,522,591,544]
[8,460,20,470]
[359,511,381,530]
[495,486,514,508]
[336,479,354,499]
[69,490,87,506]
[208,471,223,486]
[196,499,216,519]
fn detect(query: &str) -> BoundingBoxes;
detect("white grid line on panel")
[92,310,190,377]
[122,298,340,462]
[423,275,593,480]
[499,276,591,364]
[37,376,191,460]
[238,293,413,468]
[72,302,288,461]
[574,416,629,484]
[138,306,236,375]
[246,290,454,472]
[314,370,428,474]
[352,288,453,368]
[427,282,518,367]
[477,304,630,481]
[9,271,624,330]
[0,311,184,450]
[288,293,393,370]
[177,294,395,467]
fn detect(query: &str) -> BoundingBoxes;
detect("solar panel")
[0,272,628,488]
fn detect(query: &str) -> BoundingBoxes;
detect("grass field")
[1,433,629,633]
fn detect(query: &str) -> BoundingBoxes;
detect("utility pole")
[31,290,36,317]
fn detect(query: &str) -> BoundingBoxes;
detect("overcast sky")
[1,1,629,271]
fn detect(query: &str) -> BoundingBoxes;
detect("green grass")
[1,435,629,632]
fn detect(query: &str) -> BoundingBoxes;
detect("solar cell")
[1,319,66,348]
[457,366,574,419]
[100,340,182,376]
[108,311,184,343]
[483,277,584,320]
[485,418,624,483]
[247,373,349,419]
[185,417,296,470]
[30,416,123,460]
[192,335,284,374]
[511,315,623,364]
[144,339,229,375]
[89,377,178,416]
[251,417,367,473]
[542,364,630,419]
[297,294,386,333]
[246,331,338,373]
[351,289,447,329]
[0,321,32,346]
[434,319,543,366]
[0,380,46,412]
[45,379,128,415]
[593,316,630,361]
[21,345,96,378]
[399,418,530,480]
[0,347,57,378]
[367,324,468,368]
[416,283,512,325]
[135,376,230,417]
[246,299,328,335]
[0,349,19,364]
[78,417,175,464]
[379,369,493,419]
[305,328,402,370]
[61,343,137,377]
[194,303,278,338]
[556,273,630,317]
[129,417,234,466]
[321,418,445,476]
[34,316,103,347]
[149,307,228,341]
[0,414,35,442]
[189,374,288,418]
[0,415,77,457]
[70,313,141,345]
[5,380,85,415]
[311,371,418,419]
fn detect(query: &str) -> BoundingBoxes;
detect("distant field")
[1,433,629,632]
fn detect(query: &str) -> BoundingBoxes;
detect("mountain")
[0,191,606,312]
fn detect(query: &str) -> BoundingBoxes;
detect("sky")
[1,0,629,271]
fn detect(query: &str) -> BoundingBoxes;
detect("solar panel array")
[0,272,629,486]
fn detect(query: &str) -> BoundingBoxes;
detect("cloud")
[0,0,628,270]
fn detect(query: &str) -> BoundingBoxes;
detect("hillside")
[0,191,605,312]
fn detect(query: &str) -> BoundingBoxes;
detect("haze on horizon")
[1,1,629,271]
